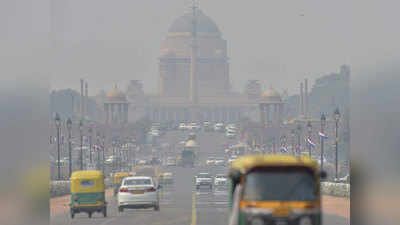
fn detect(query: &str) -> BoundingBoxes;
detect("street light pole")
[297,124,302,155]
[102,135,105,174]
[96,131,100,170]
[307,121,312,157]
[291,129,295,155]
[55,113,61,180]
[88,127,93,165]
[67,118,72,178]
[334,108,341,181]
[320,113,326,171]
[79,120,83,170]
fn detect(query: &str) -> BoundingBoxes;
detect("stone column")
[118,104,122,124]
[265,105,270,126]
[104,103,109,124]
[259,104,265,126]
[274,104,278,126]
[111,104,115,124]
[124,104,128,123]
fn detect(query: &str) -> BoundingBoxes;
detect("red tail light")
[145,187,156,192]
[119,188,129,193]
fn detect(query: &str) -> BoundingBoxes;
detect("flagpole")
[320,114,326,172]
[307,121,312,157]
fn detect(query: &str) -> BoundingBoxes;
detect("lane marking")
[191,192,197,225]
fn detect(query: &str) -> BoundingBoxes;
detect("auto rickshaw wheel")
[103,207,107,217]
[88,212,92,218]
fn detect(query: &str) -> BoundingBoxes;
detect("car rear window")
[124,178,152,185]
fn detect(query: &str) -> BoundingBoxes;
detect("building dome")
[260,88,282,104]
[107,86,126,102]
[168,9,220,37]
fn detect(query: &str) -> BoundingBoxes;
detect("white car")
[187,122,200,131]
[214,123,225,132]
[118,176,160,212]
[195,173,213,190]
[206,157,215,166]
[226,130,236,139]
[166,157,176,166]
[214,157,225,166]
[214,174,228,186]
[179,123,186,130]
[228,155,238,164]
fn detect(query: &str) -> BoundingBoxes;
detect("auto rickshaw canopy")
[231,154,318,174]
[70,170,105,193]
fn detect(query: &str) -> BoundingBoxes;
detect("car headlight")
[299,216,312,225]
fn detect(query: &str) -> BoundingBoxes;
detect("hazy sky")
[30,0,400,95]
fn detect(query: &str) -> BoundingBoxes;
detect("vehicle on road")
[195,173,213,190]
[228,155,326,225]
[180,140,198,167]
[179,123,186,130]
[113,172,130,196]
[203,121,213,131]
[228,155,238,164]
[206,156,215,166]
[166,157,176,166]
[214,123,225,132]
[118,176,160,212]
[70,170,107,218]
[214,174,228,186]
[226,130,236,139]
[188,132,197,140]
[158,172,174,185]
[214,157,226,166]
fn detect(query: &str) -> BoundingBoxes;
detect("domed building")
[104,86,129,124]
[159,8,229,97]
[144,7,261,123]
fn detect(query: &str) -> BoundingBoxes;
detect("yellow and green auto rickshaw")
[70,170,107,218]
[228,154,326,225]
[113,172,130,196]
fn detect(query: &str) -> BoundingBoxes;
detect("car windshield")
[124,178,152,185]
[243,167,316,202]
[197,174,211,178]
[215,175,227,179]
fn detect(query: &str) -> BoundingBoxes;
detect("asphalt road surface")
[50,130,349,225]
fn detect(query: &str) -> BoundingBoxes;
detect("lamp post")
[307,121,312,157]
[66,118,72,178]
[297,124,302,155]
[291,129,295,155]
[79,120,83,170]
[320,113,326,171]
[102,134,106,174]
[88,126,93,165]
[55,113,61,180]
[334,107,341,181]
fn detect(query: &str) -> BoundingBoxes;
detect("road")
[51,130,349,225]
